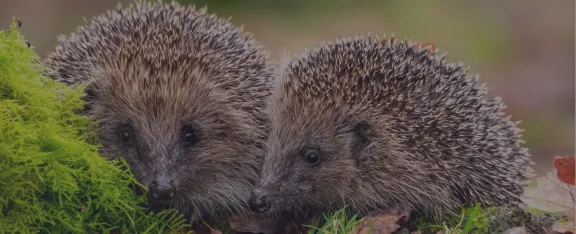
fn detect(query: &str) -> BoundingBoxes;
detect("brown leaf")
[554,155,575,186]
[552,221,575,234]
[228,212,285,233]
[503,227,527,234]
[353,209,410,234]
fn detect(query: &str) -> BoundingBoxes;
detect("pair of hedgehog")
[44,1,533,232]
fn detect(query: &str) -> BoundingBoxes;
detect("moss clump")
[0,20,189,233]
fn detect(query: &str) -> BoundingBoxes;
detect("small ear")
[351,121,372,155]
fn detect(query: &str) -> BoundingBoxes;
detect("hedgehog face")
[86,65,261,219]
[109,123,201,204]
[250,100,371,214]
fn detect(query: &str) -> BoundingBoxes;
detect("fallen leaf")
[552,221,575,234]
[554,155,575,186]
[228,213,278,233]
[353,209,410,234]
[522,172,574,213]
[503,227,527,234]
[522,156,575,234]
[228,212,305,234]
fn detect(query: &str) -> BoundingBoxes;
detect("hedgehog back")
[44,1,272,132]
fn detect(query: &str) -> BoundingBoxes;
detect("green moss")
[0,20,189,233]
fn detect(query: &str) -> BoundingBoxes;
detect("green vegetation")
[308,203,565,234]
[306,207,367,234]
[0,20,189,233]
[306,203,490,234]
[417,203,489,234]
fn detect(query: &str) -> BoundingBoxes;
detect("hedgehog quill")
[249,36,533,220]
[44,1,273,223]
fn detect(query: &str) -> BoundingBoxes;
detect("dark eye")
[305,151,320,165]
[121,131,131,142]
[182,125,199,147]
[118,125,134,144]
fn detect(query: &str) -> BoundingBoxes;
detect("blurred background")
[1,0,574,176]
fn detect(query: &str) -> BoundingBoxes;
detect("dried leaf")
[522,170,575,213]
[228,212,288,233]
[552,221,574,234]
[353,209,410,234]
[522,156,575,234]
[503,227,527,234]
[554,155,575,186]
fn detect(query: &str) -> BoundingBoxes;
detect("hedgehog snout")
[149,176,176,201]
[248,189,270,213]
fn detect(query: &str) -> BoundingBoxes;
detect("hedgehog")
[43,1,273,223]
[248,36,533,220]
